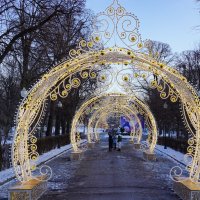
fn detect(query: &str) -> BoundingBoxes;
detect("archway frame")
[86,104,142,143]
[12,46,200,183]
[12,0,200,183]
[70,93,157,153]
[94,110,137,142]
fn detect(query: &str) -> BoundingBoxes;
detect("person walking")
[108,132,113,151]
[112,133,117,150]
[117,132,122,151]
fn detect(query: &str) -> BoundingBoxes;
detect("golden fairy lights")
[12,0,200,184]
[87,104,142,143]
[70,93,157,154]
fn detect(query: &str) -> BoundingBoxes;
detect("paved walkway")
[40,139,180,200]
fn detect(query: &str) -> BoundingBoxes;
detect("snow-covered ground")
[155,144,185,166]
[0,140,86,185]
[0,136,188,199]
[0,137,186,186]
[0,167,14,185]
[102,134,132,139]
[102,133,186,165]
[102,133,186,166]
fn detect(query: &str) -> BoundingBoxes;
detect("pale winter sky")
[86,0,200,53]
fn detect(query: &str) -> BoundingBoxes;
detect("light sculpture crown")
[69,0,148,58]
[92,0,145,50]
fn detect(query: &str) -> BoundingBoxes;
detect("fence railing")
[157,136,188,154]
[0,134,70,171]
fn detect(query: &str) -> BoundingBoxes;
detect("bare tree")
[0,0,68,65]
[176,46,200,89]
[0,0,93,136]
[145,40,176,65]
[0,65,19,170]
[0,0,94,166]
[45,69,99,138]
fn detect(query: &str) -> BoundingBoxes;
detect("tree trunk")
[61,117,66,135]
[55,109,61,136]
[46,101,55,136]
[65,117,72,144]
[176,117,180,150]
[0,137,2,171]
[66,117,72,134]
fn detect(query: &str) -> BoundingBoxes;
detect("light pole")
[57,101,62,109]
[20,87,27,98]
[56,101,62,148]
[43,126,47,137]
[163,102,168,149]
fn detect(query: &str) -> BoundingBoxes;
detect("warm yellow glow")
[12,0,200,184]
[70,93,157,154]
[87,104,142,143]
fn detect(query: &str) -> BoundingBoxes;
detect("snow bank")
[0,140,86,185]
[155,144,185,166]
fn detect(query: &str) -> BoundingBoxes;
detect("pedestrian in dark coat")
[113,133,117,150]
[108,132,113,151]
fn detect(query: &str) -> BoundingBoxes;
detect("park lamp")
[163,102,168,150]
[20,87,27,98]
[198,90,200,97]
[43,126,47,132]
[163,102,168,109]
[57,101,63,108]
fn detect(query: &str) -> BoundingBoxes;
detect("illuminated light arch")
[86,104,142,143]
[89,109,137,142]
[70,93,157,153]
[94,111,137,142]
[12,0,200,184]
[13,46,198,182]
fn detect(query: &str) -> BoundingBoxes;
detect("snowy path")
[0,140,86,199]
[40,139,181,200]
[0,138,187,200]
